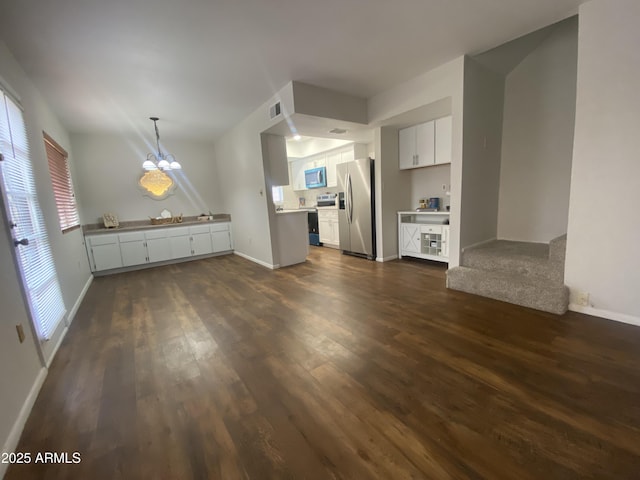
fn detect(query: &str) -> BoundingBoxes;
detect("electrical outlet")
[571,290,590,306]
[16,324,25,343]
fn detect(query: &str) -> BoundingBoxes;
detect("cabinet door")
[398,126,415,170]
[435,115,452,165]
[147,238,171,263]
[91,243,122,271]
[441,226,450,258]
[120,240,148,267]
[415,121,435,167]
[330,218,340,245]
[318,217,331,243]
[87,235,122,271]
[212,231,232,252]
[291,159,307,191]
[340,148,354,164]
[401,224,421,254]
[192,232,213,256]
[326,151,341,188]
[169,235,192,259]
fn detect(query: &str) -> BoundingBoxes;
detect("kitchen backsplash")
[281,184,339,209]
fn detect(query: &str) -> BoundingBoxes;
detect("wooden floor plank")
[6,247,640,479]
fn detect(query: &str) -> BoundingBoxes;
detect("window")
[44,133,80,233]
[0,89,67,346]
[272,186,284,204]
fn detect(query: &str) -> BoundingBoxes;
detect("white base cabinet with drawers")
[85,222,233,274]
[317,209,339,248]
[397,212,450,263]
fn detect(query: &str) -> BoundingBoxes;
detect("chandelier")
[142,117,181,171]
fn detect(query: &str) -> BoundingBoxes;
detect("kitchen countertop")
[275,209,311,214]
[83,214,231,235]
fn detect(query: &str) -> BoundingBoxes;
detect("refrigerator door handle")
[344,172,350,223]
[348,173,353,224]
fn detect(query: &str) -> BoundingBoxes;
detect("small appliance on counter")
[316,193,337,208]
[416,197,440,212]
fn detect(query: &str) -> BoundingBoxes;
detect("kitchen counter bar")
[83,214,231,235]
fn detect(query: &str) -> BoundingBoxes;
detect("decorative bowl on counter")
[149,213,183,225]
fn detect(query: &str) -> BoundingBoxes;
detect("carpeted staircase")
[447,234,569,314]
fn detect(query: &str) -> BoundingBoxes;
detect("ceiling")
[0,0,584,141]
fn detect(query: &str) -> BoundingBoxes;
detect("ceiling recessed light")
[293,134,302,141]
[329,128,347,134]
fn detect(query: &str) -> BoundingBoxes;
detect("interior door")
[0,90,66,364]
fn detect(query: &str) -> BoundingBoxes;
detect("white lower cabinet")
[191,224,214,255]
[318,209,339,247]
[401,224,421,254]
[85,221,233,273]
[146,230,172,263]
[398,212,450,263]
[211,222,233,252]
[119,232,148,267]
[86,233,122,271]
[167,227,192,258]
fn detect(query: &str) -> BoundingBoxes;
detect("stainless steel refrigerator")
[337,158,376,259]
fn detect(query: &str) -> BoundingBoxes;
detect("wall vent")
[269,102,281,120]
[329,128,347,134]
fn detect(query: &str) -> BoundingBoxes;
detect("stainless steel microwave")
[304,166,327,189]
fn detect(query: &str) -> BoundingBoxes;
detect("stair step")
[447,266,569,315]
[462,240,562,282]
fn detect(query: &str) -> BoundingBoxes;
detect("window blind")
[0,91,66,341]
[44,134,80,233]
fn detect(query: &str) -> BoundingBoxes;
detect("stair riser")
[462,255,563,282]
[447,267,569,315]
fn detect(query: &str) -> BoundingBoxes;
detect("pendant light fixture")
[142,117,181,171]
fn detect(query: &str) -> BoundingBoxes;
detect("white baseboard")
[569,304,640,327]
[0,367,47,478]
[376,255,398,262]
[46,325,68,368]
[234,251,276,269]
[67,275,93,326]
[45,274,94,368]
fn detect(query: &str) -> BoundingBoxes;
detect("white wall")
[565,0,640,323]
[497,18,578,243]
[214,83,295,268]
[0,41,92,473]
[368,57,465,265]
[460,57,505,249]
[71,132,223,224]
[409,165,451,212]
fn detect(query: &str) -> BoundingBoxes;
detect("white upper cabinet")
[290,159,307,191]
[326,143,367,188]
[325,151,341,188]
[435,115,453,165]
[415,121,435,167]
[399,115,452,170]
[399,126,416,170]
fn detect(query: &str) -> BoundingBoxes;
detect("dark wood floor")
[7,247,640,479]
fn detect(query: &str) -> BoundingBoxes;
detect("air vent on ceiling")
[329,128,347,134]
[269,102,281,120]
